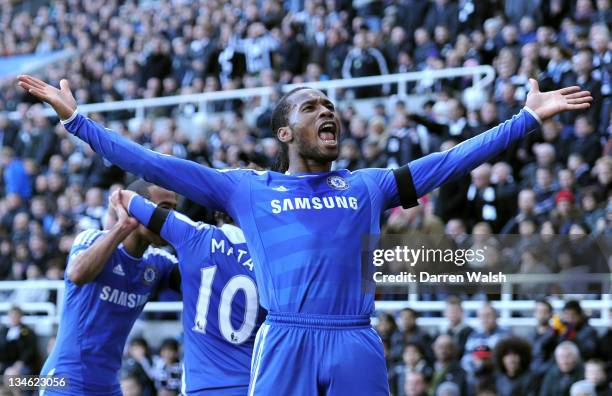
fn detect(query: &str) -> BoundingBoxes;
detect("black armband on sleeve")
[392,165,419,209]
[148,206,170,235]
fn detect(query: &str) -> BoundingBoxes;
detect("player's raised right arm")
[113,189,209,251]
[17,75,241,212]
[67,204,138,286]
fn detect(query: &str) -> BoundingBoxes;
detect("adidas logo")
[272,185,289,192]
[113,264,125,276]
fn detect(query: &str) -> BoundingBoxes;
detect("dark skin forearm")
[117,190,181,293]
[67,222,134,286]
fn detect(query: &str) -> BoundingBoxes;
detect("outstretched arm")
[17,75,245,213]
[408,79,592,197]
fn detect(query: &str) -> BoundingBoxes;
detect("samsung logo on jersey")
[270,196,358,214]
[100,286,149,308]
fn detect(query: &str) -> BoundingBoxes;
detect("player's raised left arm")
[407,79,592,197]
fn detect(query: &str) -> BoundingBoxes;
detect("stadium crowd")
[2,298,612,395]
[0,0,611,394]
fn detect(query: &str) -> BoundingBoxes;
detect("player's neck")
[287,157,332,175]
[122,233,149,258]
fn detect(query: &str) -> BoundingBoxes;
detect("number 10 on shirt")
[193,266,259,344]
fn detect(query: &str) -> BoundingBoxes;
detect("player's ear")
[277,126,293,144]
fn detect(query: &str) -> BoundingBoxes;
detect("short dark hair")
[403,342,425,357]
[401,307,418,317]
[377,312,398,333]
[160,338,179,352]
[563,300,584,316]
[129,336,149,349]
[126,179,155,200]
[271,87,311,172]
[535,299,553,313]
[8,305,23,316]
[445,295,462,306]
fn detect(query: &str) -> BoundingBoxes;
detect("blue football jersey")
[63,108,540,316]
[127,195,266,394]
[40,229,177,395]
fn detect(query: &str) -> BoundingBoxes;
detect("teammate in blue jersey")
[19,75,591,395]
[39,180,180,396]
[109,188,266,395]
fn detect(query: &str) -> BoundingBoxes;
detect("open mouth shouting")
[317,120,338,147]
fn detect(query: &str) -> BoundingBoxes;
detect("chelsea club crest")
[142,265,157,285]
[327,175,349,190]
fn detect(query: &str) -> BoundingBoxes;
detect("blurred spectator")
[404,371,429,396]
[550,190,582,234]
[391,342,433,396]
[325,27,350,80]
[570,380,597,396]
[467,344,496,394]
[430,334,468,396]
[493,336,535,396]
[445,219,470,250]
[530,300,559,378]
[425,0,459,38]
[376,312,399,346]
[501,189,543,234]
[584,359,612,396]
[467,164,504,231]
[560,300,599,360]
[569,116,603,168]
[539,341,585,396]
[462,304,509,374]
[121,337,156,396]
[560,49,603,128]
[0,306,40,375]
[152,338,182,394]
[10,265,49,304]
[342,30,389,97]
[533,167,558,214]
[600,308,612,379]
[120,373,144,396]
[516,247,552,298]
[520,143,562,188]
[580,187,606,233]
[392,308,433,363]
[438,296,473,358]
[1,147,32,201]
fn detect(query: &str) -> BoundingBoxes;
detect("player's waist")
[265,312,371,329]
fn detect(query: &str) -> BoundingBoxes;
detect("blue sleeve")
[355,168,404,210]
[63,113,248,212]
[67,229,105,264]
[408,108,540,197]
[128,194,212,251]
[145,248,178,290]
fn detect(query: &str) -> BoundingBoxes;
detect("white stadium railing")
[11,65,495,120]
[1,274,610,336]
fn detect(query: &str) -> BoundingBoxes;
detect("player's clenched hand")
[111,189,137,212]
[526,78,593,121]
[16,75,77,120]
[109,190,139,233]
